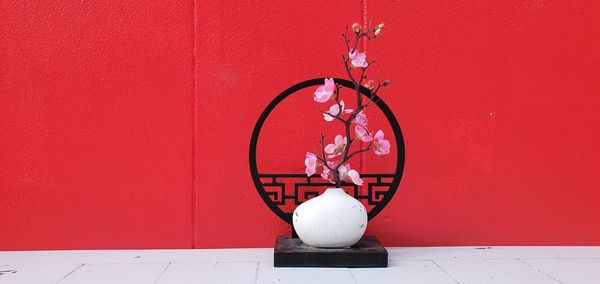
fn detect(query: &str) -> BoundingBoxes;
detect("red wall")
[2,1,599,250]
[1,1,194,249]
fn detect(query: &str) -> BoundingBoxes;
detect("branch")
[327,23,384,187]
[320,110,346,123]
[346,144,373,161]
[341,54,357,85]
[363,83,381,107]
[332,84,345,120]
[317,104,346,123]
[342,29,351,54]
[332,115,354,187]
[352,32,361,52]
[319,133,331,169]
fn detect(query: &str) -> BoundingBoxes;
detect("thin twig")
[346,144,373,161]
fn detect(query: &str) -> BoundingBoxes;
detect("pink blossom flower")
[305,152,318,176]
[323,100,353,121]
[313,78,335,103]
[337,163,350,180]
[373,130,391,155]
[347,169,363,185]
[339,164,363,185]
[349,50,368,68]
[321,167,332,183]
[324,135,347,158]
[355,125,373,142]
[353,111,368,127]
[321,162,363,186]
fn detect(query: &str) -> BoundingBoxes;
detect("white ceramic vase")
[292,188,368,248]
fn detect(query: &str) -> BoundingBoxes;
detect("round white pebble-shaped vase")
[292,188,368,248]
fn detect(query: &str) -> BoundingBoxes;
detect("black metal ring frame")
[249,78,405,224]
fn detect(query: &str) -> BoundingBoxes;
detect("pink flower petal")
[374,139,391,155]
[321,166,334,184]
[349,50,357,60]
[314,78,335,103]
[338,164,349,180]
[324,143,336,154]
[329,104,340,116]
[379,140,391,155]
[334,134,344,145]
[353,111,368,127]
[374,129,385,140]
[349,50,368,68]
[305,152,318,176]
[373,130,391,155]
[324,78,335,94]
[347,169,363,186]
[355,125,373,142]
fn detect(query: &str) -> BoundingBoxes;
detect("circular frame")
[249,78,405,224]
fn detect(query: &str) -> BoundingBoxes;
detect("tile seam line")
[54,263,85,284]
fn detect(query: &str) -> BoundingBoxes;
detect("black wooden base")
[274,236,388,268]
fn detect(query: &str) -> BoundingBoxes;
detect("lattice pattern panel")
[258,173,394,214]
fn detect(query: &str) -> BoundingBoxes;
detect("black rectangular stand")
[274,236,388,267]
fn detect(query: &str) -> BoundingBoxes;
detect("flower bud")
[352,23,361,34]
[374,23,384,36]
[364,79,375,90]
[382,79,391,87]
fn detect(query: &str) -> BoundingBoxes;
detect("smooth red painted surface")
[364,0,600,246]
[1,1,194,250]
[2,1,600,250]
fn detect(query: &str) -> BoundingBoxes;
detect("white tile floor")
[1,246,600,283]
